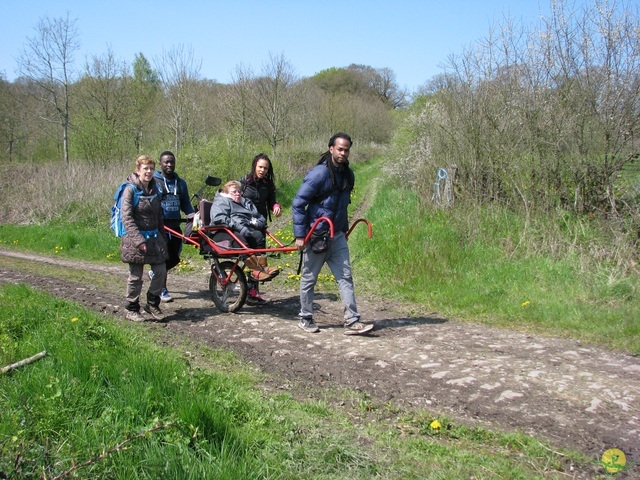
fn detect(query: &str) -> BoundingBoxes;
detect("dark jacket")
[209,192,266,237]
[153,171,195,226]
[120,173,169,265]
[292,158,354,239]
[239,173,277,220]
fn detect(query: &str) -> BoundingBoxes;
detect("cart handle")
[302,216,335,245]
[164,225,200,247]
[346,218,373,239]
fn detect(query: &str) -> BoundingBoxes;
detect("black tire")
[209,261,247,312]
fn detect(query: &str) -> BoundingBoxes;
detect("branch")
[47,422,176,480]
[1,350,47,374]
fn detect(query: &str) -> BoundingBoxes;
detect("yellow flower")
[521,300,531,308]
[430,419,441,430]
[71,317,79,322]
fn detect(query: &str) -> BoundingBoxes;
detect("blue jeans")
[299,232,360,324]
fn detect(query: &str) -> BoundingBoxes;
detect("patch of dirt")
[1,247,639,477]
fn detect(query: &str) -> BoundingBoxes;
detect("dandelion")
[521,300,531,308]
[71,317,79,322]
[430,419,441,430]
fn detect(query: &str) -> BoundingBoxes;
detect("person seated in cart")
[209,181,280,292]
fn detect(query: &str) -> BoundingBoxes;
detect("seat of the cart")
[192,199,299,258]
[195,199,243,257]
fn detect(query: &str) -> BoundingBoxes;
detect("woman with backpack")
[239,154,281,303]
[120,155,169,322]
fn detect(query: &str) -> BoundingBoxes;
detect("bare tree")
[17,13,79,163]
[220,64,254,146]
[0,75,29,162]
[155,45,202,154]
[347,64,407,108]
[251,53,301,152]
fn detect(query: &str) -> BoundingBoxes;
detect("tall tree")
[346,64,407,108]
[0,75,28,162]
[221,64,254,146]
[155,45,202,154]
[17,13,80,163]
[130,53,160,154]
[249,52,300,152]
[75,47,132,162]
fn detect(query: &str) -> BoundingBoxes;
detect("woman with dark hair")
[239,153,281,221]
[239,154,281,304]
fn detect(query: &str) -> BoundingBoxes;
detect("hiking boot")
[125,310,146,322]
[143,303,165,321]
[344,320,374,335]
[257,255,281,278]
[244,255,280,282]
[246,287,267,305]
[298,317,319,333]
[250,268,280,282]
[160,288,173,303]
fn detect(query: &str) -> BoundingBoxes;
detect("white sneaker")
[148,270,154,280]
[298,317,319,333]
[160,288,173,302]
[344,321,374,335]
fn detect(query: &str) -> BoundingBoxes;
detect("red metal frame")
[164,214,373,310]
[164,215,372,259]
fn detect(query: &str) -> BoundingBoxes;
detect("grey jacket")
[209,192,266,237]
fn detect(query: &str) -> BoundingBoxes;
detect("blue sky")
[0,0,595,92]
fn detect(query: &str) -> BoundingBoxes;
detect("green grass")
[0,284,587,479]
[0,224,121,263]
[351,184,640,354]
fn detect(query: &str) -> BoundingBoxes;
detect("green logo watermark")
[601,448,635,475]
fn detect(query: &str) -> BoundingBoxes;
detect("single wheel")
[209,261,247,312]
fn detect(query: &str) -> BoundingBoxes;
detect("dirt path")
[1,247,639,474]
